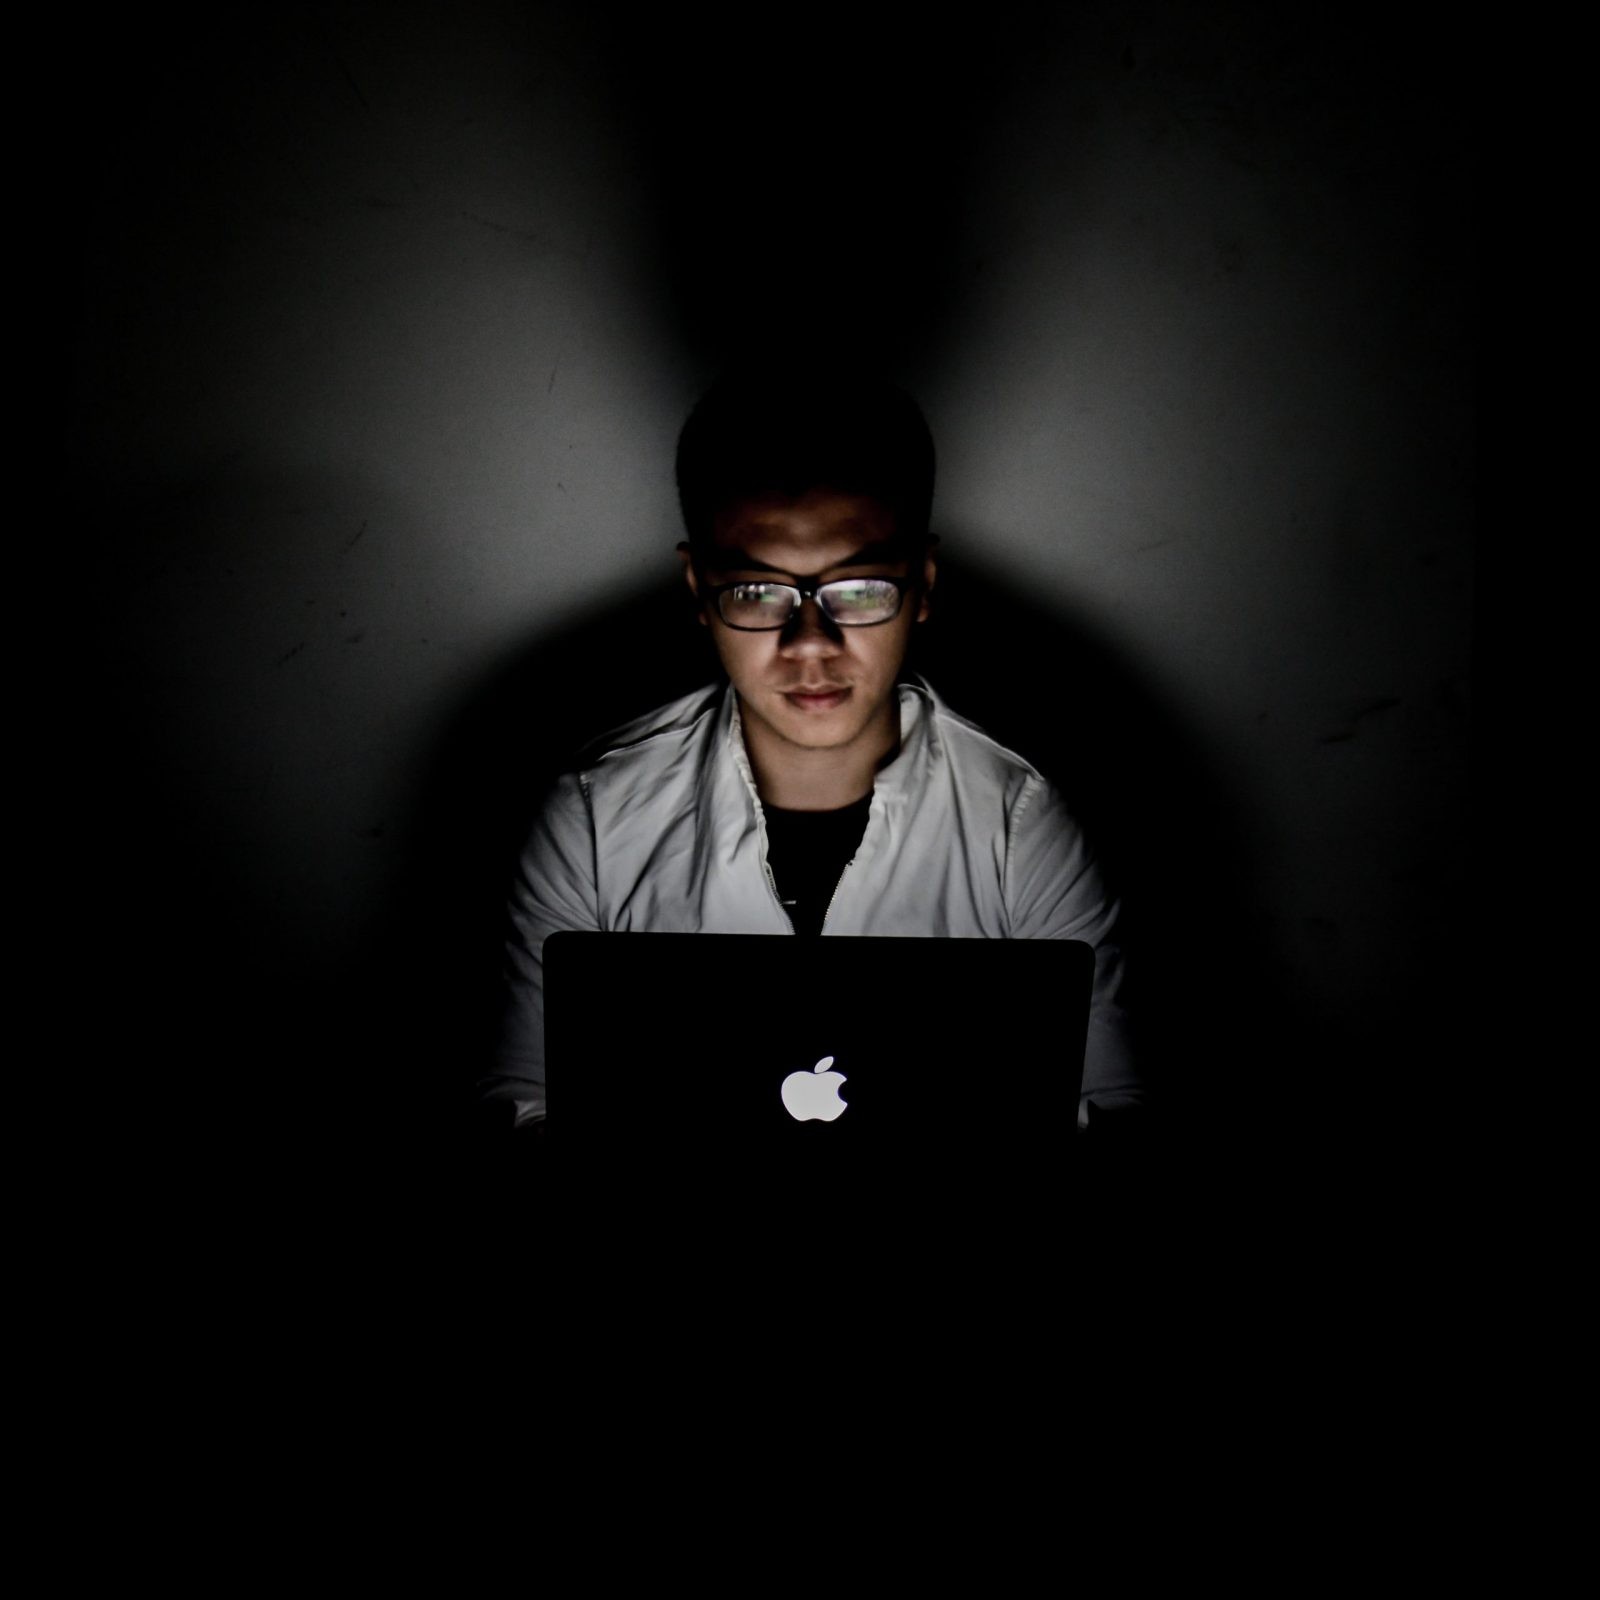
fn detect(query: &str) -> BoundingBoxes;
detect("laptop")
[544,932,1093,1254]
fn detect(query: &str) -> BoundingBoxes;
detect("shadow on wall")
[374,543,1287,1170]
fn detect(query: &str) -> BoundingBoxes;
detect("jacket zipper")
[819,792,875,935]
[817,861,852,936]
[753,808,794,927]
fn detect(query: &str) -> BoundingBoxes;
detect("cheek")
[862,622,915,679]
[710,628,767,679]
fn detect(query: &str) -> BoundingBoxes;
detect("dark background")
[56,2,1475,1237]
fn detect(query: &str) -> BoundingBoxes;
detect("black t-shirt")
[761,794,873,938]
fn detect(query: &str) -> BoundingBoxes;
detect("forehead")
[704,491,902,575]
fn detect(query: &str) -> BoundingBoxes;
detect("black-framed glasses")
[705,575,912,631]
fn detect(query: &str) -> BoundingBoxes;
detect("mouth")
[783,685,852,713]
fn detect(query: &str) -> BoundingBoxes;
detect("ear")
[915,538,938,624]
[678,542,709,626]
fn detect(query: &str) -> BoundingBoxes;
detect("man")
[483,371,1142,1129]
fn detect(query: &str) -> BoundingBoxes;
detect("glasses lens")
[819,578,902,625]
[719,582,796,628]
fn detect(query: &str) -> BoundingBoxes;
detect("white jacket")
[488,676,1141,1123]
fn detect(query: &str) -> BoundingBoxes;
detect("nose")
[778,594,844,657]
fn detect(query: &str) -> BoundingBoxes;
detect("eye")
[718,582,798,627]
[819,578,902,623]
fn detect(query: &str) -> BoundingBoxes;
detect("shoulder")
[566,683,729,832]
[909,679,1088,867]
[911,678,1049,804]
[574,682,726,776]
[918,685,1108,926]
[522,684,728,882]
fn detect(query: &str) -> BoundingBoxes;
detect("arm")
[478,771,601,1124]
[1005,776,1143,1128]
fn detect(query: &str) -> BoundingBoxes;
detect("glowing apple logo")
[780,1055,848,1122]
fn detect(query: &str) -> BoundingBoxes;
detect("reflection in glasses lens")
[717,578,905,630]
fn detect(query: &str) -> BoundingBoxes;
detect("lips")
[783,685,852,712]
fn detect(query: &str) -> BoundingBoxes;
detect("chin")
[777,715,855,746]
[786,727,860,752]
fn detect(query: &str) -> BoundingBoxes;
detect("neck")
[739,696,900,811]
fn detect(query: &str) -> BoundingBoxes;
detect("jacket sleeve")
[1005,775,1144,1126]
[479,771,601,1123]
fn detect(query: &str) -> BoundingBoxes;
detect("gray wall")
[68,3,1474,1171]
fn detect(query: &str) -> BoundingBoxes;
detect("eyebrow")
[703,540,909,576]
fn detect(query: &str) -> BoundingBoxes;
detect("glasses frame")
[702,573,914,632]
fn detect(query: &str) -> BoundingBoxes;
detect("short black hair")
[675,369,935,556]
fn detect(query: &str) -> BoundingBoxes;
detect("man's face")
[682,490,935,764]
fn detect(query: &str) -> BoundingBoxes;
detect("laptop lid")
[545,932,1092,1216]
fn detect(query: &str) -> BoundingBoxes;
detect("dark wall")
[60,2,1475,1218]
